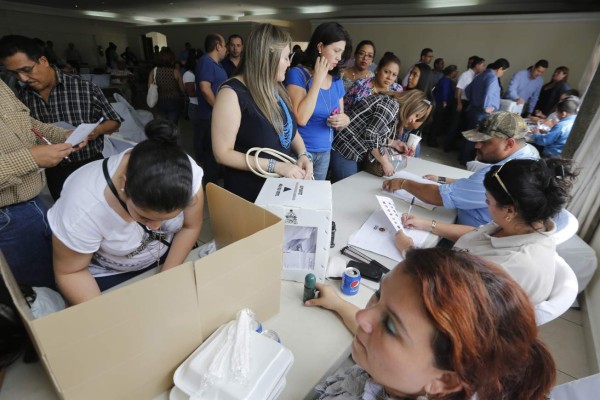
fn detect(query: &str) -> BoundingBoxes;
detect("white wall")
[323,13,600,89]
[0,9,130,68]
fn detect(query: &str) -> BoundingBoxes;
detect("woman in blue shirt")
[285,22,352,180]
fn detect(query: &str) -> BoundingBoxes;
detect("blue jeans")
[158,98,183,126]
[330,150,358,183]
[0,197,55,288]
[311,150,331,180]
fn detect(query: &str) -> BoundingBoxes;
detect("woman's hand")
[401,213,430,231]
[297,155,314,179]
[381,159,395,177]
[275,162,307,179]
[305,283,344,311]
[394,230,414,252]
[313,56,331,86]
[390,140,408,154]
[382,178,404,192]
[327,112,350,130]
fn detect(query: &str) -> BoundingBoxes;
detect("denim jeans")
[0,197,55,288]
[311,150,331,180]
[330,150,358,183]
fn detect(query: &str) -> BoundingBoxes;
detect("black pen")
[407,196,415,219]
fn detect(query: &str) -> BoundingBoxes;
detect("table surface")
[0,158,471,400]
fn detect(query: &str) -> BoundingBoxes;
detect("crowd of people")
[0,21,585,399]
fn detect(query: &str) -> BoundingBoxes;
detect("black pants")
[194,118,220,186]
[45,153,104,201]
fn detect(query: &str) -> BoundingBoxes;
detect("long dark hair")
[125,119,193,212]
[302,22,352,78]
[404,248,556,400]
[408,62,433,100]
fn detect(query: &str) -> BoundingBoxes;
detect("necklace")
[276,93,293,149]
[350,67,370,81]
[128,222,163,270]
[319,80,335,143]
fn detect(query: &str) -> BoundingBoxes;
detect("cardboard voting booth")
[0,184,284,400]
[255,178,332,283]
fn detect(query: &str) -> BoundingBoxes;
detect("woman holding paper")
[48,119,204,305]
[306,247,556,400]
[394,158,577,305]
[330,90,432,182]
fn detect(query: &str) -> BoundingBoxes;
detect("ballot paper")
[389,170,439,211]
[376,195,404,232]
[65,118,104,146]
[348,208,429,262]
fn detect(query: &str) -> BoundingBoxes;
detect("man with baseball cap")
[383,111,538,227]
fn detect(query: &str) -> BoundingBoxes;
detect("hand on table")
[382,178,405,192]
[381,160,395,177]
[304,283,345,311]
[422,174,438,183]
[275,162,307,179]
[394,230,414,252]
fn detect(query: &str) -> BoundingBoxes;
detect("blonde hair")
[237,23,292,134]
[385,90,433,125]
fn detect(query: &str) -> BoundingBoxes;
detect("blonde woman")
[212,24,313,202]
[331,90,432,182]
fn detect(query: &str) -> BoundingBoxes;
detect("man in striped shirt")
[0,35,122,200]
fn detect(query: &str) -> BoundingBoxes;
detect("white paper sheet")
[376,195,404,232]
[348,209,429,262]
[65,118,103,146]
[389,170,439,210]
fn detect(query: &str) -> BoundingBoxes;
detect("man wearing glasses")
[0,35,122,200]
[383,112,538,228]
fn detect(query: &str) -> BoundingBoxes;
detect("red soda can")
[341,267,361,296]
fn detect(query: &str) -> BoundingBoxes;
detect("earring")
[121,187,125,192]
[505,216,512,222]
[416,395,429,400]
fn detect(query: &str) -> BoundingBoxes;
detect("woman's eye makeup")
[383,315,398,335]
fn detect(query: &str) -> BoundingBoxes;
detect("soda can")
[341,267,361,296]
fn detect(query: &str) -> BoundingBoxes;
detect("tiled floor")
[419,142,592,386]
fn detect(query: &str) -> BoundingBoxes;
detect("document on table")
[348,208,429,262]
[65,118,104,146]
[388,170,439,210]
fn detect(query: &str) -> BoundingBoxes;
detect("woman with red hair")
[306,247,555,400]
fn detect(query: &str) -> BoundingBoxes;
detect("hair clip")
[422,99,432,105]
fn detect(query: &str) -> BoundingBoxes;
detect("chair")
[550,373,600,399]
[552,209,579,245]
[534,255,578,325]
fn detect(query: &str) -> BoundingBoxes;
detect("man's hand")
[515,98,525,105]
[30,144,73,168]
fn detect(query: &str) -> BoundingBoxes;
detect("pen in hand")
[31,128,71,162]
[406,196,415,220]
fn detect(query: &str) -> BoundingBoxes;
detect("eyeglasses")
[356,51,374,59]
[491,162,515,202]
[7,60,39,77]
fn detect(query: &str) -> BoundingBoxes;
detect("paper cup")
[406,133,422,156]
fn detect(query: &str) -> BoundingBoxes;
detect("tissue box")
[0,184,284,400]
[499,99,524,115]
[255,178,332,283]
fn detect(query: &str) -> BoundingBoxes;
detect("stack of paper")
[389,171,439,211]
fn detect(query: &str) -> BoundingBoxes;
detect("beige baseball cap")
[462,111,528,142]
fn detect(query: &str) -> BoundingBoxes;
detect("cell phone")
[347,260,383,282]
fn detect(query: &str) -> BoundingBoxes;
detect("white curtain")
[578,34,600,99]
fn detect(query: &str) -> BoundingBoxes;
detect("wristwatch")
[298,151,313,163]
[437,176,446,184]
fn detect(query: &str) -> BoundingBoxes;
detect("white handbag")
[146,67,158,108]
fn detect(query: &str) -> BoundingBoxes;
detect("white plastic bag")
[146,67,158,108]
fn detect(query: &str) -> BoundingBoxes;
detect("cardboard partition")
[0,183,284,400]
[255,178,332,283]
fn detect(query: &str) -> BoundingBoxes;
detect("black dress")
[223,79,298,202]
[535,82,570,116]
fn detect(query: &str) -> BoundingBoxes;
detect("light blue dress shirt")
[533,114,576,156]
[465,69,500,111]
[438,145,539,227]
[505,69,544,114]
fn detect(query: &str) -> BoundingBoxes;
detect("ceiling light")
[83,11,118,18]
[298,6,336,14]
[425,0,479,8]
[205,16,221,21]
[133,16,157,23]
[170,18,189,23]
[247,8,278,16]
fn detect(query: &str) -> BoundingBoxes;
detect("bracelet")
[430,220,437,233]
[400,179,406,191]
[298,151,313,163]
[267,158,276,173]
[437,176,446,184]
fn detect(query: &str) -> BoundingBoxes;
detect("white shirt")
[48,149,203,277]
[453,220,557,305]
[182,70,199,105]
[456,69,476,100]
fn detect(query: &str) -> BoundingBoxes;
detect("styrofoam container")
[172,323,294,400]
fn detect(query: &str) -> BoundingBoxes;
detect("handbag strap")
[152,67,157,84]
[102,158,171,248]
